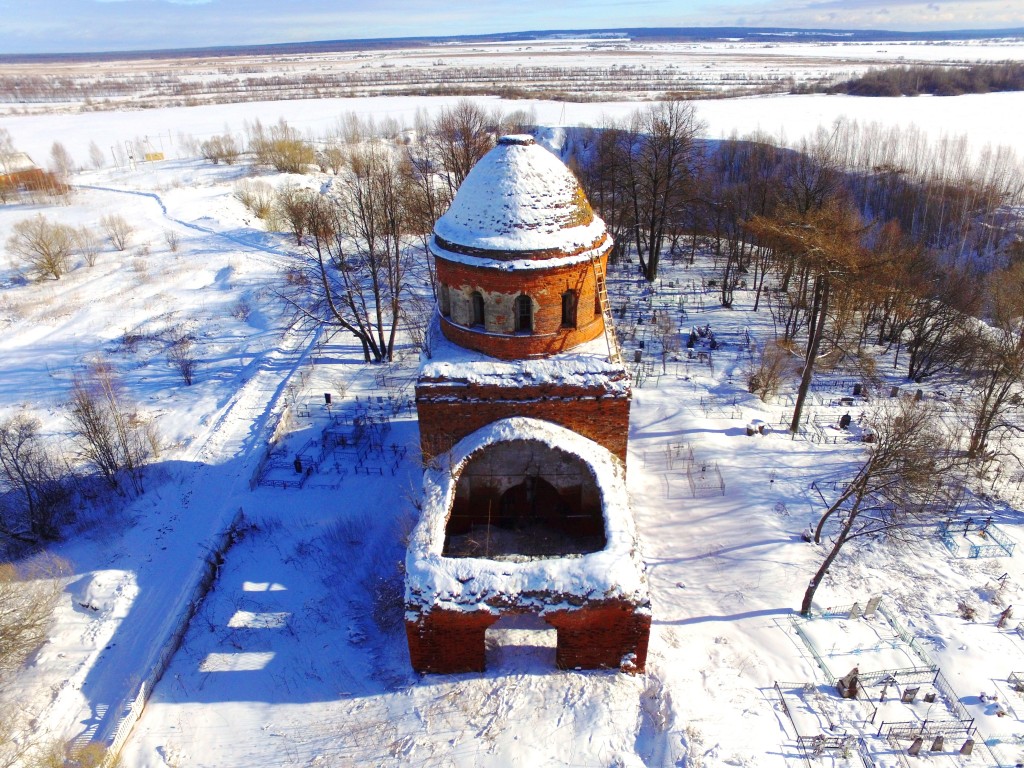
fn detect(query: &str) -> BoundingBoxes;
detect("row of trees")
[563,106,1024,617]
[5,213,134,279]
[822,61,1024,97]
[0,361,157,552]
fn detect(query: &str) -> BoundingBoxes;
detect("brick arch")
[442,438,605,550]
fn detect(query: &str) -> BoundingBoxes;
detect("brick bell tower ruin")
[404,135,651,675]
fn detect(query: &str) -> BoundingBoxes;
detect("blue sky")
[1,0,1022,55]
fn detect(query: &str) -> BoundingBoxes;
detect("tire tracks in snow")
[75,183,295,271]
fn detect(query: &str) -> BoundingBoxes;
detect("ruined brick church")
[404,135,651,674]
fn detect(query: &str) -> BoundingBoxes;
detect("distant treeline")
[821,62,1024,97]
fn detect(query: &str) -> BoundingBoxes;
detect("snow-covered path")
[34,310,321,753]
[0,169,326,755]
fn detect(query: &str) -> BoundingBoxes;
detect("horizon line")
[3,24,1024,63]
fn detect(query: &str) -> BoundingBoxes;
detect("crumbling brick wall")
[416,381,630,463]
[406,601,650,675]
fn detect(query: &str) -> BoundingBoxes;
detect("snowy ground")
[3,54,1024,766]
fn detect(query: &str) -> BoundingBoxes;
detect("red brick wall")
[406,601,650,674]
[546,601,651,673]
[435,253,608,360]
[416,384,630,463]
[406,608,499,674]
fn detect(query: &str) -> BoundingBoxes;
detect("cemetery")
[781,598,1024,766]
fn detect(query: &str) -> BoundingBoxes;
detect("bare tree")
[74,226,103,267]
[200,133,241,165]
[962,263,1024,459]
[746,200,867,433]
[167,335,197,385]
[402,126,454,295]
[289,143,413,363]
[316,143,346,175]
[802,400,964,615]
[0,414,66,542]
[0,129,17,205]
[67,361,153,494]
[247,118,314,174]
[0,554,67,677]
[163,228,180,253]
[88,140,106,170]
[747,340,793,401]
[48,141,74,181]
[234,179,276,220]
[0,128,16,176]
[622,101,704,282]
[275,183,315,245]
[431,100,496,197]
[572,123,633,265]
[6,215,76,280]
[782,126,846,215]
[99,213,133,252]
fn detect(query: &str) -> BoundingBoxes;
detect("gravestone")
[902,686,920,703]
[837,667,859,699]
[998,605,1014,629]
[848,602,862,619]
[908,737,923,756]
[960,738,974,755]
[864,595,882,617]
[931,735,944,752]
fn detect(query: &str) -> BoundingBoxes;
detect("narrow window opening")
[515,294,532,334]
[471,292,485,327]
[594,277,605,316]
[561,290,578,328]
[439,284,451,317]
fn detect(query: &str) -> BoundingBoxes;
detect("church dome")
[429,134,616,361]
[432,135,609,261]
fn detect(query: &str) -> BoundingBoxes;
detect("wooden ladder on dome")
[589,252,623,365]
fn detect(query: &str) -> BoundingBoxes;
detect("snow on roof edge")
[405,417,650,615]
[429,232,611,271]
[418,314,629,391]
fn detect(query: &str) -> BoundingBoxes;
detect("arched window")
[471,291,485,327]
[561,290,578,328]
[439,284,451,317]
[515,294,533,333]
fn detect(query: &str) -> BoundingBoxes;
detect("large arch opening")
[484,613,556,671]
[442,439,606,559]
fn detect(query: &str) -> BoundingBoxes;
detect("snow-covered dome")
[432,135,609,260]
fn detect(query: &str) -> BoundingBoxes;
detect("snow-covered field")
[3,39,1024,768]
[3,36,1023,111]
[3,90,1024,173]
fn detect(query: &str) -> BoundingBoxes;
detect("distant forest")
[820,62,1024,97]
